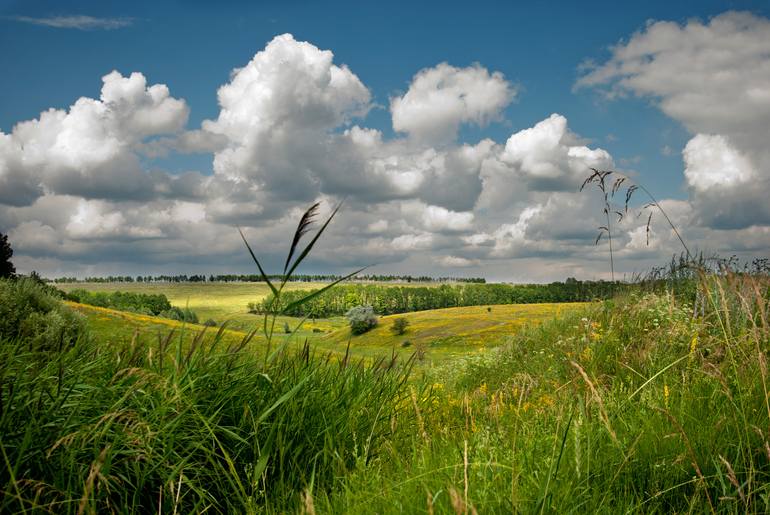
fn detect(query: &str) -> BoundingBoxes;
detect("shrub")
[159,306,199,324]
[203,318,217,327]
[0,277,87,350]
[284,322,291,333]
[390,317,409,335]
[345,305,378,335]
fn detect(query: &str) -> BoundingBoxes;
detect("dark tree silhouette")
[0,232,15,279]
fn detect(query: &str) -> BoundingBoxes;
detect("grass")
[4,272,770,513]
[5,200,769,513]
[57,281,337,332]
[320,303,585,365]
[317,273,770,513]
[66,301,257,350]
[0,317,420,513]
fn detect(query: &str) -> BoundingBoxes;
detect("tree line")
[64,289,204,323]
[48,274,486,284]
[250,279,622,318]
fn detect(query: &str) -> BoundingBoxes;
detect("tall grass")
[319,272,770,513]
[3,199,769,513]
[0,327,419,513]
[0,203,423,513]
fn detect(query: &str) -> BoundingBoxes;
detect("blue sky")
[1,0,769,280]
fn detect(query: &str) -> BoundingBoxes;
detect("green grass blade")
[280,266,367,315]
[283,201,343,283]
[238,227,278,298]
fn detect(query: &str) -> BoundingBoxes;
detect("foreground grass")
[318,274,770,513]
[0,316,420,513]
[5,274,769,513]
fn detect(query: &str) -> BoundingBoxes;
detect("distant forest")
[252,280,622,318]
[47,274,487,284]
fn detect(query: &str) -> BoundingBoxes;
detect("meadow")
[2,271,770,513]
[62,288,579,367]
[57,281,335,333]
[321,303,584,364]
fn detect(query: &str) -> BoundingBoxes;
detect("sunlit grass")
[319,303,586,364]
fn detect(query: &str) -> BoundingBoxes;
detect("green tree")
[390,317,409,335]
[345,305,378,335]
[0,232,15,279]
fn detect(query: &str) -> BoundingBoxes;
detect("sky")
[1,0,769,281]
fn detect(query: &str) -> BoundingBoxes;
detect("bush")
[390,317,409,335]
[159,306,199,324]
[0,277,87,350]
[203,318,217,327]
[345,305,378,335]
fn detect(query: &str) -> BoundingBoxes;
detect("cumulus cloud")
[1,30,767,280]
[683,134,770,228]
[391,63,516,145]
[577,11,770,230]
[500,114,613,190]
[0,71,190,205]
[203,34,370,188]
[438,255,479,268]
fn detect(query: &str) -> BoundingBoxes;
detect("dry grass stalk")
[410,387,429,444]
[570,361,618,444]
[463,439,469,514]
[301,488,316,515]
[77,446,110,515]
[658,408,715,513]
[719,455,746,507]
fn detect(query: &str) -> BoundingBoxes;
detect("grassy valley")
[2,270,769,513]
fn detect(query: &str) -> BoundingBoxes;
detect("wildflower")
[664,384,670,409]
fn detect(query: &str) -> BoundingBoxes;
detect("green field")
[320,303,584,364]
[6,275,770,513]
[57,281,345,333]
[63,284,582,366]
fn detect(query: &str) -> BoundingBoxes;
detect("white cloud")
[438,255,479,268]
[0,70,190,204]
[577,11,770,230]
[683,134,754,191]
[203,33,370,188]
[1,31,767,280]
[500,114,612,189]
[392,233,434,251]
[391,63,516,145]
[419,204,474,233]
[8,15,134,30]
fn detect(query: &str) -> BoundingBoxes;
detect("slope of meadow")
[2,274,769,513]
[320,303,585,363]
[57,281,335,332]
